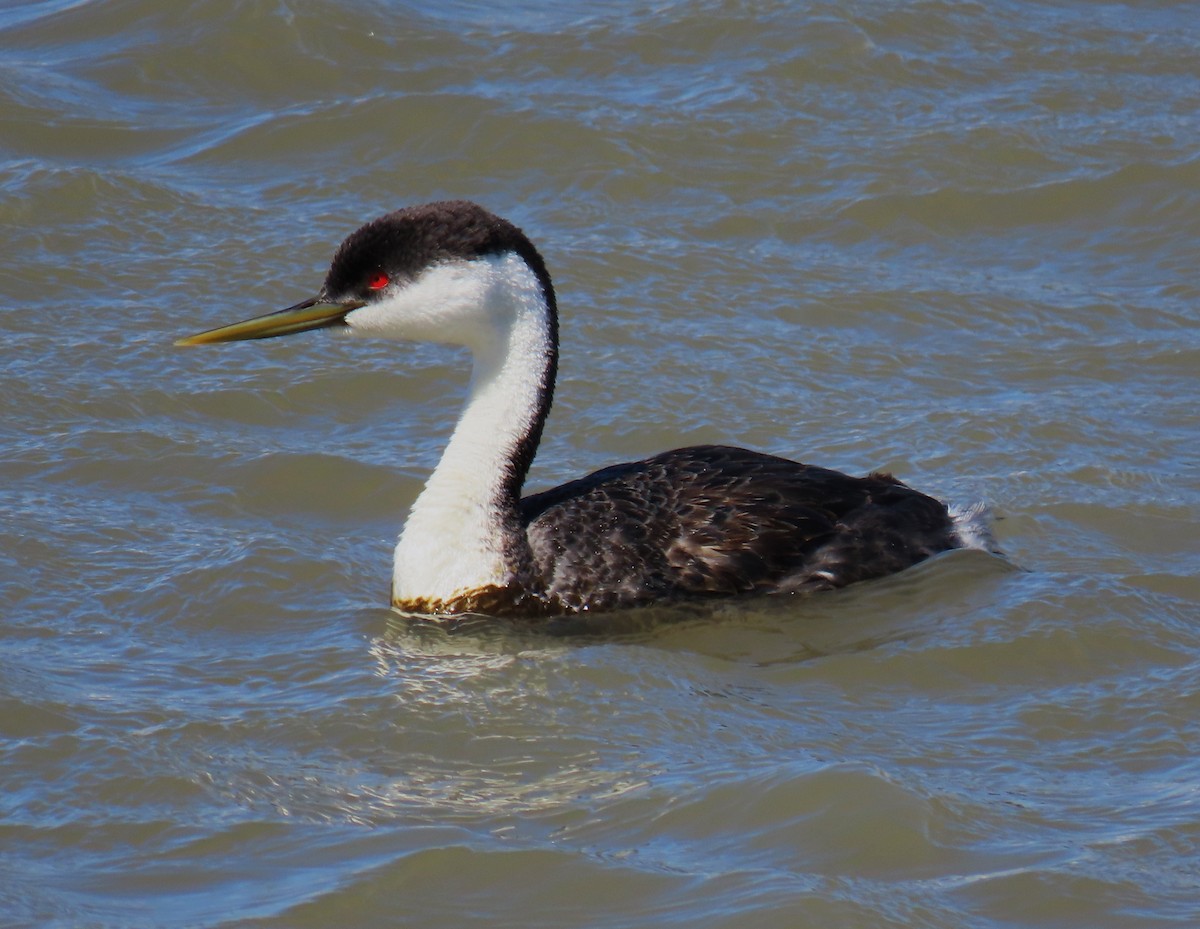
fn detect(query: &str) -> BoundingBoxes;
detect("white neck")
[374,254,553,603]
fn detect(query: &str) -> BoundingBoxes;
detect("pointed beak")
[175,295,366,346]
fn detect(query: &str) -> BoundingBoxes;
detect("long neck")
[392,254,557,604]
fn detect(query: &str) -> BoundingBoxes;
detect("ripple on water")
[4,0,1200,926]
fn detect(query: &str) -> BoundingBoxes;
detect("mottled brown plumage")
[513,445,959,613]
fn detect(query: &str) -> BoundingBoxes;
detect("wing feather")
[518,445,957,610]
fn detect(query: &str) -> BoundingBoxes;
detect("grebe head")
[176,201,556,352]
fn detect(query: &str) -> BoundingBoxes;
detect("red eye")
[367,271,389,290]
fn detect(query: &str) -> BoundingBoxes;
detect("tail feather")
[949,501,999,553]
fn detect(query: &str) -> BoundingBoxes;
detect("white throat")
[345,253,552,604]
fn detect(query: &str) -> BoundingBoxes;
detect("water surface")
[2,1,1198,927]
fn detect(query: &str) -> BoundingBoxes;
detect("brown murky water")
[2,2,1198,926]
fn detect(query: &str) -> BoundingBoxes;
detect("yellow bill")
[175,296,365,346]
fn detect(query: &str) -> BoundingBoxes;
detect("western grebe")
[179,200,987,617]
